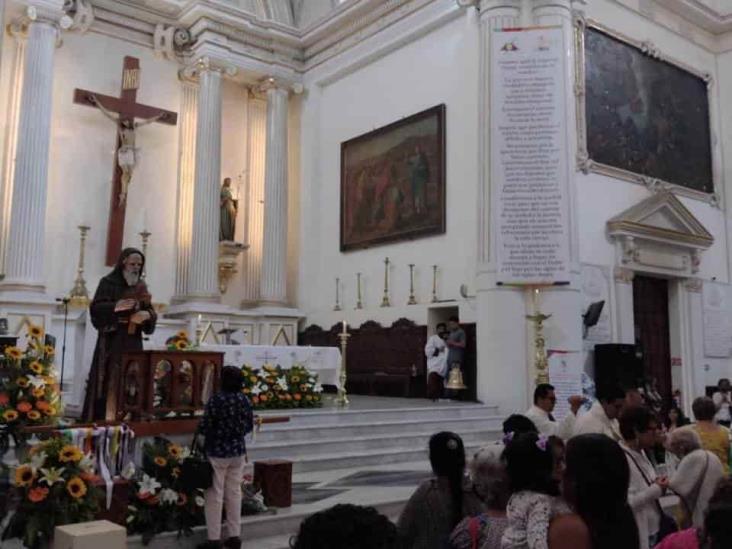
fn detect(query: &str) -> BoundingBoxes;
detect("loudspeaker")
[594,344,644,393]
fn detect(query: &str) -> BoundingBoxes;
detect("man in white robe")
[573,385,626,440]
[425,323,448,401]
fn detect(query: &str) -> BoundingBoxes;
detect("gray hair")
[470,449,510,510]
[668,427,702,456]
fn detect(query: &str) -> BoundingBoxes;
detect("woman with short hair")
[691,397,730,476]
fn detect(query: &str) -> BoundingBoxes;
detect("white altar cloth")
[200,344,342,388]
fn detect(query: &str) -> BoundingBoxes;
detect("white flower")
[313,383,323,394]
[276,377,288,391]
[260,384,269,392]
[138,474,161,496]
[160,488,179,505]
[195,495,205,507]
[39,467,66,485]
[179,446,191,460]
[26,375,46,389]
[308,377,315,384]
[79,453,95,474]
[29,451,47,473]
[251,385,262,396]
[121,462,136,480]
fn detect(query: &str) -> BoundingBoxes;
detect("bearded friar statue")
[82,247,157,421]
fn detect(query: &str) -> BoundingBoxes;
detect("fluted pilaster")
[173,82,198,298]
[1,20,58,291]
[242,96,267,304]
[259,84,289,305]
[187,67,222,301]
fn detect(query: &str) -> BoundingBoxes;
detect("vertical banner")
[547,350,582,421]
[491,27,571,284]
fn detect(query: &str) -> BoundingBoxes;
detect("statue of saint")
[220,177,238,241]
[82,247,157,421]
[88,94,168,206]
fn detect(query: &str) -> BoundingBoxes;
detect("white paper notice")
[491,27,571,284]
[703,282,732,358]
[547,350,582,421]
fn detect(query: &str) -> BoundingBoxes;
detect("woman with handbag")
[197,366,254,549]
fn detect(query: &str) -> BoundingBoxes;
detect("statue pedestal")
[218,241,247,294]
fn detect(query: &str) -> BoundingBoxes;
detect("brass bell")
[445,367,467,390]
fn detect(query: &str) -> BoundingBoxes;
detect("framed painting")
[576,22,716,201]
[340,104,446,251]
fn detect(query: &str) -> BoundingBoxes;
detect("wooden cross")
[74,56,178,266]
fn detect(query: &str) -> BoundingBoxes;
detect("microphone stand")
[56,297,70,393]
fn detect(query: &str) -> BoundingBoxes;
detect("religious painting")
[340,105,446,251]
[583,26,713,194]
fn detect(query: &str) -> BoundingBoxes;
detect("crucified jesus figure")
[88,94,168,206]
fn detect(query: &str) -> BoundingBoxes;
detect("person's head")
[718,378,731,393]
[223,177,231,187]
[121,118,133,129]
[115,247,145,286]
[470,450,510,511]
[429,432,466,527]
[624,388,644,409]
[290,504,400,549]
[503,432,560,497]
[447,316,460,331]
[665,406,688,428]
[619,406,659,449]
[502,414,538,438]
[563,434,639,549]
[533,383,557,413]
[221,365,244,393]
[597,385,626,420]
[700,478,732,549]
[692,396,717,422]
[436,322,448,338]
[667,426,701,458]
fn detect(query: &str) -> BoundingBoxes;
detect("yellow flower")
[3,410,19,422]
[43,406,56,417]
[32,387,45,398]
[28,325,44,340]
[29,361,44,375]
[59,445,83,463]
[27,410,41,421]
[167,445,182,459]
[66,477,87,499]
[249,376,257,383]
[176,331,188,339]
[44,345,55,356]
[154,456,167,467]
[291,375,300,383]
[4,346,22,360]
[16,377,29,388]
[15,465,35,487]
[175,340,188,350]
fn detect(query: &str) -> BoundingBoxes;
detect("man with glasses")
[524,383,583,440]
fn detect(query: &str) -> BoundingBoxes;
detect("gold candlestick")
[337,322,351,407]
[139,229,151,258]
[68,225,91,308]
[381,257,391,307]
[431,265,439,303]
[333,277,342,311]
[526,288,551,385]
[407,264,417,305]
[355,273,363,310]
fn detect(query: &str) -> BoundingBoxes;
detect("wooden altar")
[115,350,223,421]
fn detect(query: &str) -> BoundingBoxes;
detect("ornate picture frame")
[573,18,720,206]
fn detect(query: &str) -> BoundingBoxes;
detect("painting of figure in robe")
[584,27,713,193]
[340,105,446,251]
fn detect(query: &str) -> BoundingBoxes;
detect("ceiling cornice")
[662,0,732,34]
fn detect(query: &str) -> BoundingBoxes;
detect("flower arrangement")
[126,437,204,545]
[166,330,196,352]
[3,437,100,548]
[0,325,61,447]
[240,363,323,409]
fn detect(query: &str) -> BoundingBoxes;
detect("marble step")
[252,414,503,443]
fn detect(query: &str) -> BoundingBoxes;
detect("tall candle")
[342,320,347,334]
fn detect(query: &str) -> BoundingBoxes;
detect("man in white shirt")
[573,385,626,441]
[712,378,732,427]
[524,383,583,440]
[424,323,448,401]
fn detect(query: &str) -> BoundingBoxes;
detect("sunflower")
[66,477,87,499]
[59,445,83,463]
[17,401,32,413]
[44,345,55,356]
[167,445,182,459]
[43,406,56,417]
[176,331,188,339]
[27,410,42,421]
[28,325,44,339]
[175,340,188,350]
[15,465,35,487]
[28,486,49,503]
[16,377,29,388]
[4,346,22,360]
[3,410,19,422]
[291,375,300,383]
[32,387,45,398]
[154,456,168,467]
[249,376,257,383]
[29,361,44,374]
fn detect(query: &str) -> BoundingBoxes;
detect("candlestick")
[431,265,439,303]
[68,225,91,308]
[336,328,351,407]
[407,264,417,305]
[139,229,151,258]
[381,257,391,308]
[526,287,551,385]
[355,273,363,310]
[333,277,342,311]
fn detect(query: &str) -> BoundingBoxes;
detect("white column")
[187,66,222,301]
[613,267,636,344]
[242,95,267,305]
[173,81,198,299]
[259,83,289,305]
[0,19,59,292]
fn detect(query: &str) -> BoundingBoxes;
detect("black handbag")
[181,435,213,490]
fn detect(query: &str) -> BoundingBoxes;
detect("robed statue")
[82,248,157,421]
[220,177,237,241]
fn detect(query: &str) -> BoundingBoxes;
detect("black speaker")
[594,343,644,393]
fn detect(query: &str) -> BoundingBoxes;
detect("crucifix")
[73,56,178,266]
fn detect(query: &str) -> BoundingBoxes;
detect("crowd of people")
[195,367,732,549]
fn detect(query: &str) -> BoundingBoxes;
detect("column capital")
[614,267,635,285]
[179,56,237,83]
[479,0,522,16]
[684,278,703,293]
[255,76,303,96]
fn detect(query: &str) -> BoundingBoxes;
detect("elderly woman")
[668,427,725,528]
[691,397,730,476]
